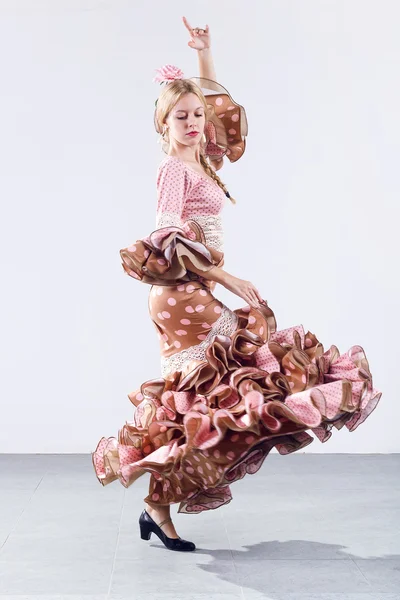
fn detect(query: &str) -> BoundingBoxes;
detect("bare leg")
[145,501,180,539]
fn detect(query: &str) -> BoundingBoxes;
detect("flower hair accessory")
[153,64,184,84]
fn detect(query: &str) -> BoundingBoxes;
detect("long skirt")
[92,278,381,514]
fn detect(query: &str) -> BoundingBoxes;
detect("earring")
[158,125,168,145]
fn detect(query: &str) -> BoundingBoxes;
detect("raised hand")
[182,16,211,51]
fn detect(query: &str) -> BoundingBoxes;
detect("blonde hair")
[154,79,237,205]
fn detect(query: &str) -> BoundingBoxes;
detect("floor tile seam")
[0,472,48,555]
[222,507,240,578]
[350,555,373,587]
[107,488,126,600]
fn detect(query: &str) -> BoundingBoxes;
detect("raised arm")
[198,47,216,82]
[182,17,217,83]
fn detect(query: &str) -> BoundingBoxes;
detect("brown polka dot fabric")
[91,158,382,515]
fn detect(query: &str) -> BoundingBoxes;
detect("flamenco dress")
[91,154,382,514]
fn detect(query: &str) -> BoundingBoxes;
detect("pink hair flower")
[153,64,184,84]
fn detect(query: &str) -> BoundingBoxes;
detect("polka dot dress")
[90,155,382,517]
[151,155,233,373]
[155,156,226,233]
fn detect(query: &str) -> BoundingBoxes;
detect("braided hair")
[154,78,236,204]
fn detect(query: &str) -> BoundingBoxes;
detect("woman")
[92,18,382,552]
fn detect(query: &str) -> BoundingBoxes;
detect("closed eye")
[177,114,203,120]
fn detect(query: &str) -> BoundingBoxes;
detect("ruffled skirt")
[92,279,381,514]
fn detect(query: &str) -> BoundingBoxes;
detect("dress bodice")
[155,156,226,252]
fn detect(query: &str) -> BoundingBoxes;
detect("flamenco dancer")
[92,17,382,552]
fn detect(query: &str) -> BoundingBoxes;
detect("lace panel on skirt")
[160,305,238,378]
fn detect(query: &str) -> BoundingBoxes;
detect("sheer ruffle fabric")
[92,221,382,514]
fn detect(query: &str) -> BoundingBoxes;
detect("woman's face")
[165,93,206,149]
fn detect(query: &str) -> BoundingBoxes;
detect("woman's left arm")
[197,48,216,81]
[182,17,217,81]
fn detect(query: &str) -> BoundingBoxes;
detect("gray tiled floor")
[0,453,399,600]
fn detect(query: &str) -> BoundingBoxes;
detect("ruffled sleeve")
[119,159,224,288]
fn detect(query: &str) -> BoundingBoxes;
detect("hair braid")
[199,153,236,205]
[155,78,238,205]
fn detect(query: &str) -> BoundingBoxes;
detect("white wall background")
[0,0,398,453]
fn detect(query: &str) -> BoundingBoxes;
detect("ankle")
[145,503,170,518]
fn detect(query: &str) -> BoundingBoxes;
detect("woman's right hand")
[221,273,264,309]
[180,258,264,310]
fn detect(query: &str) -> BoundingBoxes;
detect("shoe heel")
[139,509,196,552]
[139,521,152,540]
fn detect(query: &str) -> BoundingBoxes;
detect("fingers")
[182,17,207,37]
[182,16,192,32]
[255,288,264,303]
[248,292,259,308]
[244,288,258,308]
[247,284,264,308]
[251,284,264,304]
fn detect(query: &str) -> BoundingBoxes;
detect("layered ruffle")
[92,297,381,514]
[119,220,224,290]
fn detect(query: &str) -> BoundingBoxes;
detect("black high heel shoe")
[139,509,196,552]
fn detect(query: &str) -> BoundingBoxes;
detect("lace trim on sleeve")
[155,211,183,229]
[155,212,224,251]
[189,215,224,252]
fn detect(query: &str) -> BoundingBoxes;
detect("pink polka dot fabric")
[156,156,226,228]
[156,158,192,224]
[91,157,383,516]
